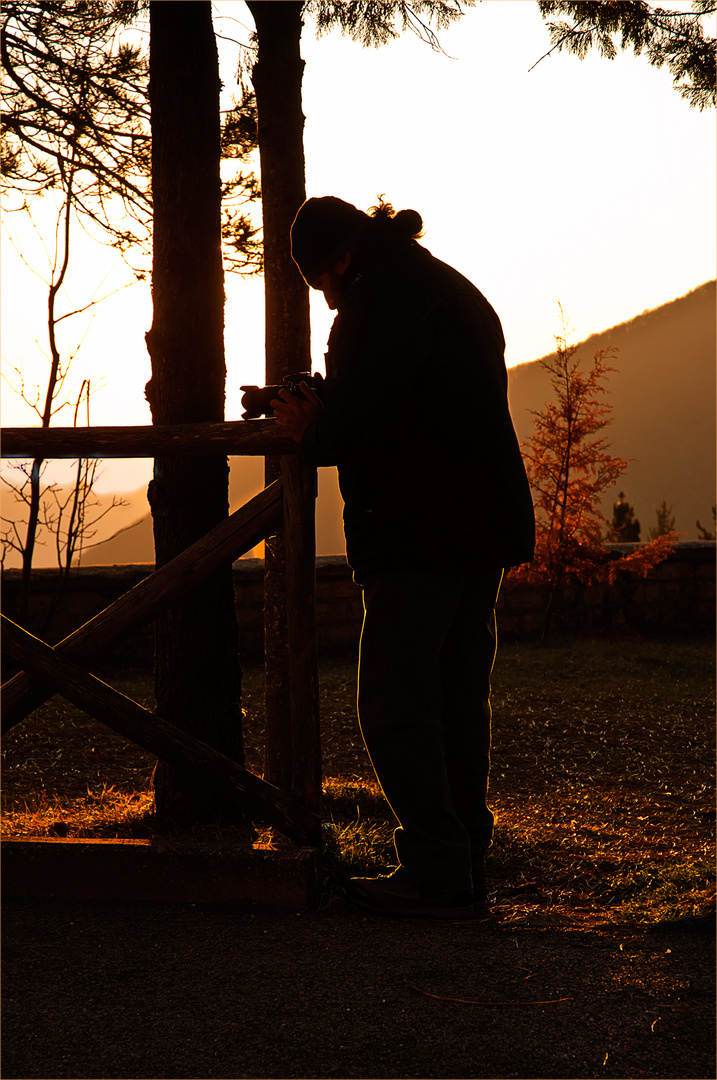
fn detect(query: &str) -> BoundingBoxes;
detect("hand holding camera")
[240,371,323,445]
[239,371,323,419]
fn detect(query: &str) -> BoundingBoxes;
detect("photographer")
[262,196,535,919]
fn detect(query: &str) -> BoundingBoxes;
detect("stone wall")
[496,543,716,639]
[2,543,714,664]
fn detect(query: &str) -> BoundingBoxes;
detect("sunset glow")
[1,0,714,504]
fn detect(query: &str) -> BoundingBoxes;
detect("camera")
[240,371,323,419]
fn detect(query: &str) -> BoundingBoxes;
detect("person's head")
[290,196,423,308]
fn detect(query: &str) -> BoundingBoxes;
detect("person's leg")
[439,566,504,898]
[356,568,473,895]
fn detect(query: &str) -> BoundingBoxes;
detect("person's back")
[304,237,534,581]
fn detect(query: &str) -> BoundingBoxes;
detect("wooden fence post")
[263,456,293,794]
[282,456,321,814]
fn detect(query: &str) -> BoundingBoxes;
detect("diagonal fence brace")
[2,480,283,733]
[1,616,321,845]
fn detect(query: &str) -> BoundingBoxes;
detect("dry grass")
[2,636,714,928]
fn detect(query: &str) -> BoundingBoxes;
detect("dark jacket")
[301,241,535,583]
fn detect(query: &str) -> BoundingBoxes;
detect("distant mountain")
[507,281,716,540]
[80,457,269,567]
[78,456,347,566]
[4,281,713,568]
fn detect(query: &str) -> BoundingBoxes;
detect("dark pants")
[357,565,504,894]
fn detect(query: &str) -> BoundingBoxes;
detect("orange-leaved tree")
[512,309,678,634]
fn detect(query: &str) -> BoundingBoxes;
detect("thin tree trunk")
[19,460,42,625]
[20,158,75,624]
[247,1,311,791]
[144,1,247,828]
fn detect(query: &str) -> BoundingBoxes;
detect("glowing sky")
[1,0,715,494]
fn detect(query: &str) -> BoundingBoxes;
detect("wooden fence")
[1,421,322,844]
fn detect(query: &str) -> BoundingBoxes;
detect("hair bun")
[394,208,423,239]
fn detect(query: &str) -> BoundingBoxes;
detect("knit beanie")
[290,197,370,286]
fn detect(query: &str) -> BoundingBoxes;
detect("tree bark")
[247,2,311,792]
[144,2,245,828]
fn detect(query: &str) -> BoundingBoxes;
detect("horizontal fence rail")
[1,419,297,459]
[1,481,284,733]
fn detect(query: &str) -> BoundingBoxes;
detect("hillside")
[3,281,713,568]
[507,280,716,540]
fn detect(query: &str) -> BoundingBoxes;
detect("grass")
[2,636,714,930]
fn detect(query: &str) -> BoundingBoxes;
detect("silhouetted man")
[268,196,535,918]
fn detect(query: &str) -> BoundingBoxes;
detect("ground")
[1,635,715,1079]
[3,636,714,930]
[1,896,714,1079]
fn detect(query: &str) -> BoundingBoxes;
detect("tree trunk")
[144,1,247,829]
[247,1,311,792]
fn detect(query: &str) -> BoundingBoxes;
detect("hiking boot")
[347,869,476,920]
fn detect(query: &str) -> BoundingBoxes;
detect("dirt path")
[2,896,713,1080]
